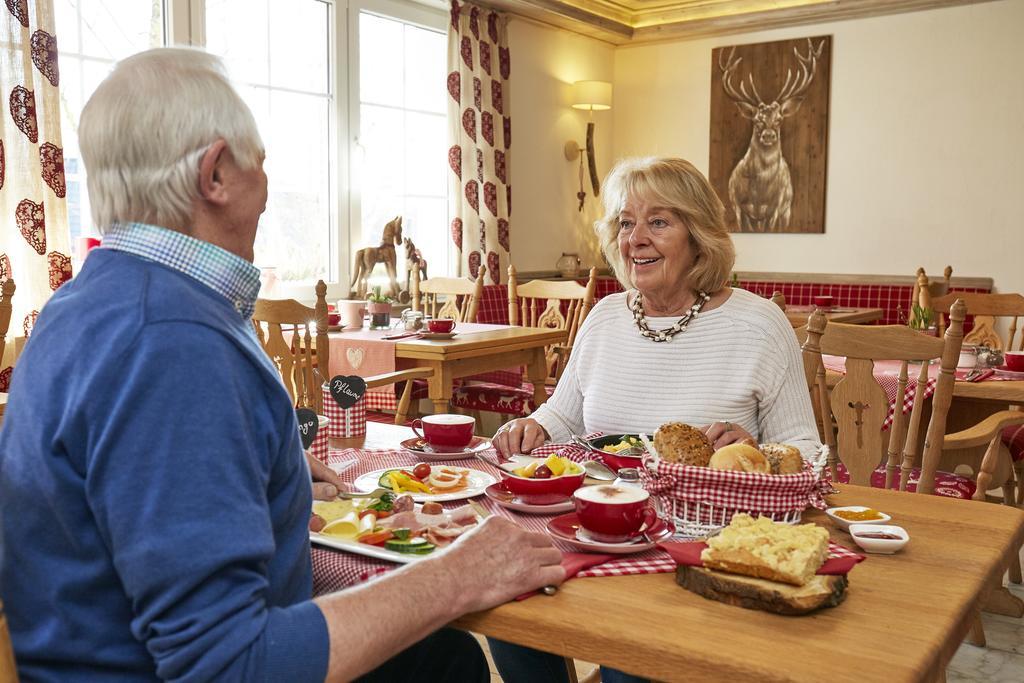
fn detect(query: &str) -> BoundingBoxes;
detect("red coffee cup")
[1005,351,1024,372]
[412,413,475,448]
[327,312,341,326]
[573,485,656,543]
[427,318,456,333]
[813,295,834,309]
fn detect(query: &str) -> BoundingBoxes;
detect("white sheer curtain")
[446,0,510,284]
[0,0,70,387]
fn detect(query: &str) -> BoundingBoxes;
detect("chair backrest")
[252,280,329,412]
[932,291,1024,352]
[507,265,597,381]
[800,299,966,494]
[770,290,787,311]
[0,598,17,683]
[411,266,486,322]
[911,266,952,315]
[0,279,16,365]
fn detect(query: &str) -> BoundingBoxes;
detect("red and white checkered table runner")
[310,441,856,594]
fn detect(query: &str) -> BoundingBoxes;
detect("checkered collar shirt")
[100,222,261,319]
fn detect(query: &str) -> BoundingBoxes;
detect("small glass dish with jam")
[825,505,892,531]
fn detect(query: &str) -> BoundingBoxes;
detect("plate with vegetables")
[585,434,649,471]
[309,493,482,563]
[352,464,497,502]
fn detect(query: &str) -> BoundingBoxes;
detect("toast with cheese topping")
[700,514,829,586]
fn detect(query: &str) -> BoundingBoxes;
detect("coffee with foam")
[574,485,648,505]
[422,414,474,426]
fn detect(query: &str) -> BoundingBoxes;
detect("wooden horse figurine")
[401,237,428,303]
[349,216,403,299]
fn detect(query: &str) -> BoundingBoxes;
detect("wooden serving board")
[675,566,847,615]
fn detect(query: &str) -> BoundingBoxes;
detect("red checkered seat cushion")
[1002,424,1024,463]
[834,463,976,499]
[450,381,554,416]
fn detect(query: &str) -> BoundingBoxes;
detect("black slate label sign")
[329,375,366,410]
[296,408,319,450]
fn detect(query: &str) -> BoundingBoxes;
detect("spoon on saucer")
[581,460,616,481]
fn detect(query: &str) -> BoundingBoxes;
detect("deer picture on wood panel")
[710,36,831,234]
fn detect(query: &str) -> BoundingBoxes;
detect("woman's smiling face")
[616,196,696,306]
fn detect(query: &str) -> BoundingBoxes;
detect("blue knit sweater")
[0,249,329,681]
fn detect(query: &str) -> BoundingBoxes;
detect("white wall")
[612,0,1024,294]
[508,18,614,274]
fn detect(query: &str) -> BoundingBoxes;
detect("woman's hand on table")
[445,516,565,610]
[306,452,350,500]
[703,421,757,450]
[493,418,550,459]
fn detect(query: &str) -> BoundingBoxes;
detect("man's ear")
[197,139,229,205]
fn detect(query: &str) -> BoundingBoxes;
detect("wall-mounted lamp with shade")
[564,80,611,204]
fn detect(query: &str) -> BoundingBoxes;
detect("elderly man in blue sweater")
[0,48,564,682]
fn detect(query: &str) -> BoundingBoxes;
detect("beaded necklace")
[630,289,711,342]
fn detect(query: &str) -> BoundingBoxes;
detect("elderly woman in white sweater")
[494,156,819,460]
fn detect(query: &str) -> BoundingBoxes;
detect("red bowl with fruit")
[497,455,585,505]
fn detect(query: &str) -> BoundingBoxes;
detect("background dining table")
[320,423,1024,682]
[786,304,884,328]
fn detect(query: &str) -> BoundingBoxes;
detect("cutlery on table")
[336,487,391,500]
[466,500,558,596]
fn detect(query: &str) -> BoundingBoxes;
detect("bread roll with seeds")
[654,422,714,467]
[760,443,804,475]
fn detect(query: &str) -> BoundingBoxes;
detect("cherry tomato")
[412,463,432,480]
[533,464,553,479]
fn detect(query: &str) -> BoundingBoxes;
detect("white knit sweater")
[531,288,821,458]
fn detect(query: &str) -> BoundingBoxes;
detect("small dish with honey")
[825,505,891,531]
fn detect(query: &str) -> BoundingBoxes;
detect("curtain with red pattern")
[0,0,69,387]
[447,1,510,284]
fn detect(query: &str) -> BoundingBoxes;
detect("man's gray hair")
[79,48,264,234]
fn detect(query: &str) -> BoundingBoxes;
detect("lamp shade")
[571,80,612,111]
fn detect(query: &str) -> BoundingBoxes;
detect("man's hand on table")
[493,418,550,459]
[445,516,565,610]
[306,452,350,500]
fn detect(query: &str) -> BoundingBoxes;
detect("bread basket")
[639,444,832,540]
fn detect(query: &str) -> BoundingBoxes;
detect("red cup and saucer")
[407,414,485,459]
[813,295,835,310]
[545,484,674,553]
[418,318,458,339]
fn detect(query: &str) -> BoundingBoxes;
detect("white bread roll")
[709,443,771,474]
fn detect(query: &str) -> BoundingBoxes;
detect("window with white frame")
[205,0,334,286]
[353,7,449,287]
[54,0,165,246]
[54,0,452,294]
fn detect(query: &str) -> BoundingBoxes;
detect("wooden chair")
[910,266,952,321]
[802,302,1024,643]
[452,266,598,421]
[932,290,1024,504]
[411,265,486,322]
[933,291,1024,352]
[508,264,598,382]
[253,281,429,425]
[253,280,330,413]
[770,290,786,311]
[0,598,17,683]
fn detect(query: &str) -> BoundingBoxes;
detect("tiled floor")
[474,549,1024,682]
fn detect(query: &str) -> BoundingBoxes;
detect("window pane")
[404,111,445,197]
[358,12,448,275]
[269,0,329,93]
[404,24,445,114]
[79,0,163,59]
[55,0,164,245]
[206,0,270,85]
[359,13,403,108]
[207,1,334,285]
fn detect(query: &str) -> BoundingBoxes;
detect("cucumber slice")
[385,537,435,554]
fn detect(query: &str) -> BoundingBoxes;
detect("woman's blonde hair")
[80,48,264,234]
[595,157,735,293]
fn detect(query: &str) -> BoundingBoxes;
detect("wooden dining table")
[786,305,884,328]
[327,423,1024,682]
[390,326,566,416]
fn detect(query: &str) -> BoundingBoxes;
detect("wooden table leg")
[427,362,453,415]
[981,572,1024,618]
[526,348,549,408]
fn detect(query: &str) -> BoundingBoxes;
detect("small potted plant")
[366,286,393,330]
[908,303,937,336]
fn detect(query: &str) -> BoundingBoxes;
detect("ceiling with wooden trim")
[479,0,995,44]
